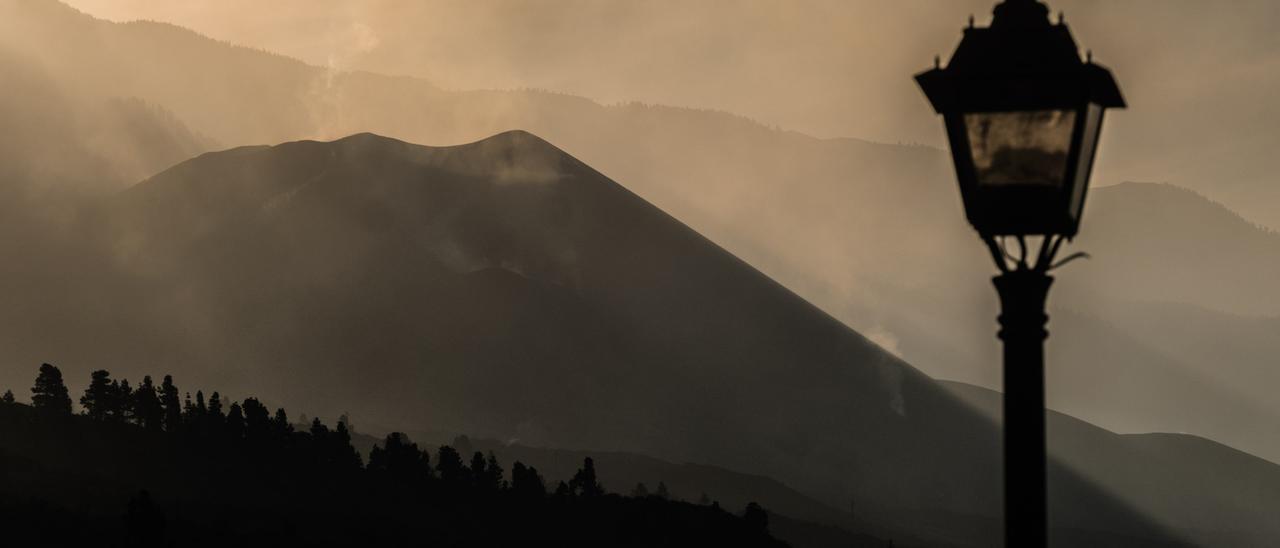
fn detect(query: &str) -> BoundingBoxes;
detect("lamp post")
[914,1,1124,546]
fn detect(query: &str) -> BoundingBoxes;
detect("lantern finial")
[992,0,1051,28]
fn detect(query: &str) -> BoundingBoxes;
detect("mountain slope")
[0,48,212,210]
[96,130,955,507]
[1072,182,1280,316]
[0,130,1204,546]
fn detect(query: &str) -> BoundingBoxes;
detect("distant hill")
[0,46,212,207]
[944,380,1280,548]
[862,182,1280,461]
[1073,182,1280,315]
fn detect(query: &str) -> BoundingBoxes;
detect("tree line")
[3,363,612,497]
[1,362,777,546]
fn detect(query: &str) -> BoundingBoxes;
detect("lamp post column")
[994,269,1053,547]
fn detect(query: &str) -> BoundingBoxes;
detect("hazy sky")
[63,0,1280,228]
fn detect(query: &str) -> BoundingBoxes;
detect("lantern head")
[915,0,1125,238]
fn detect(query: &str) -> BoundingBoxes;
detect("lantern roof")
[916,0,1125,113]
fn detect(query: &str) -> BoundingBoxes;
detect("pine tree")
[226,402,245,439]
[511,462,547,498]
[106,379,122,420]
[332,420,362,470]
[482,452,504,491]
[655,481,670,500]
[273,408,293,437]
[207,391,225,431]
[337,412,354,434]
[435,446,466,484]
[241,398,270,441]
[134,376,163,431]
[631,483,650,498]
[115,379,135,423]
[81,370,114,420]
[160,375,181,432]
[570,457,604,497]
[32,363,72,414]
[186,390,207,431]
[1,389,14,404]
[367,444,386,473]
[309,417,328,438]
[469,451,488,487]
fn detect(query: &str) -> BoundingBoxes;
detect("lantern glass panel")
[964,110,1077,186]
[1068,103,1104,220]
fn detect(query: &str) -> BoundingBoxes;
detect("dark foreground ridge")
[0,364,787,547]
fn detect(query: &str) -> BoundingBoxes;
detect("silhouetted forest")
[0,363,786,547]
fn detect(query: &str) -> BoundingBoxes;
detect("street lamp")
[914,0,1124,546]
